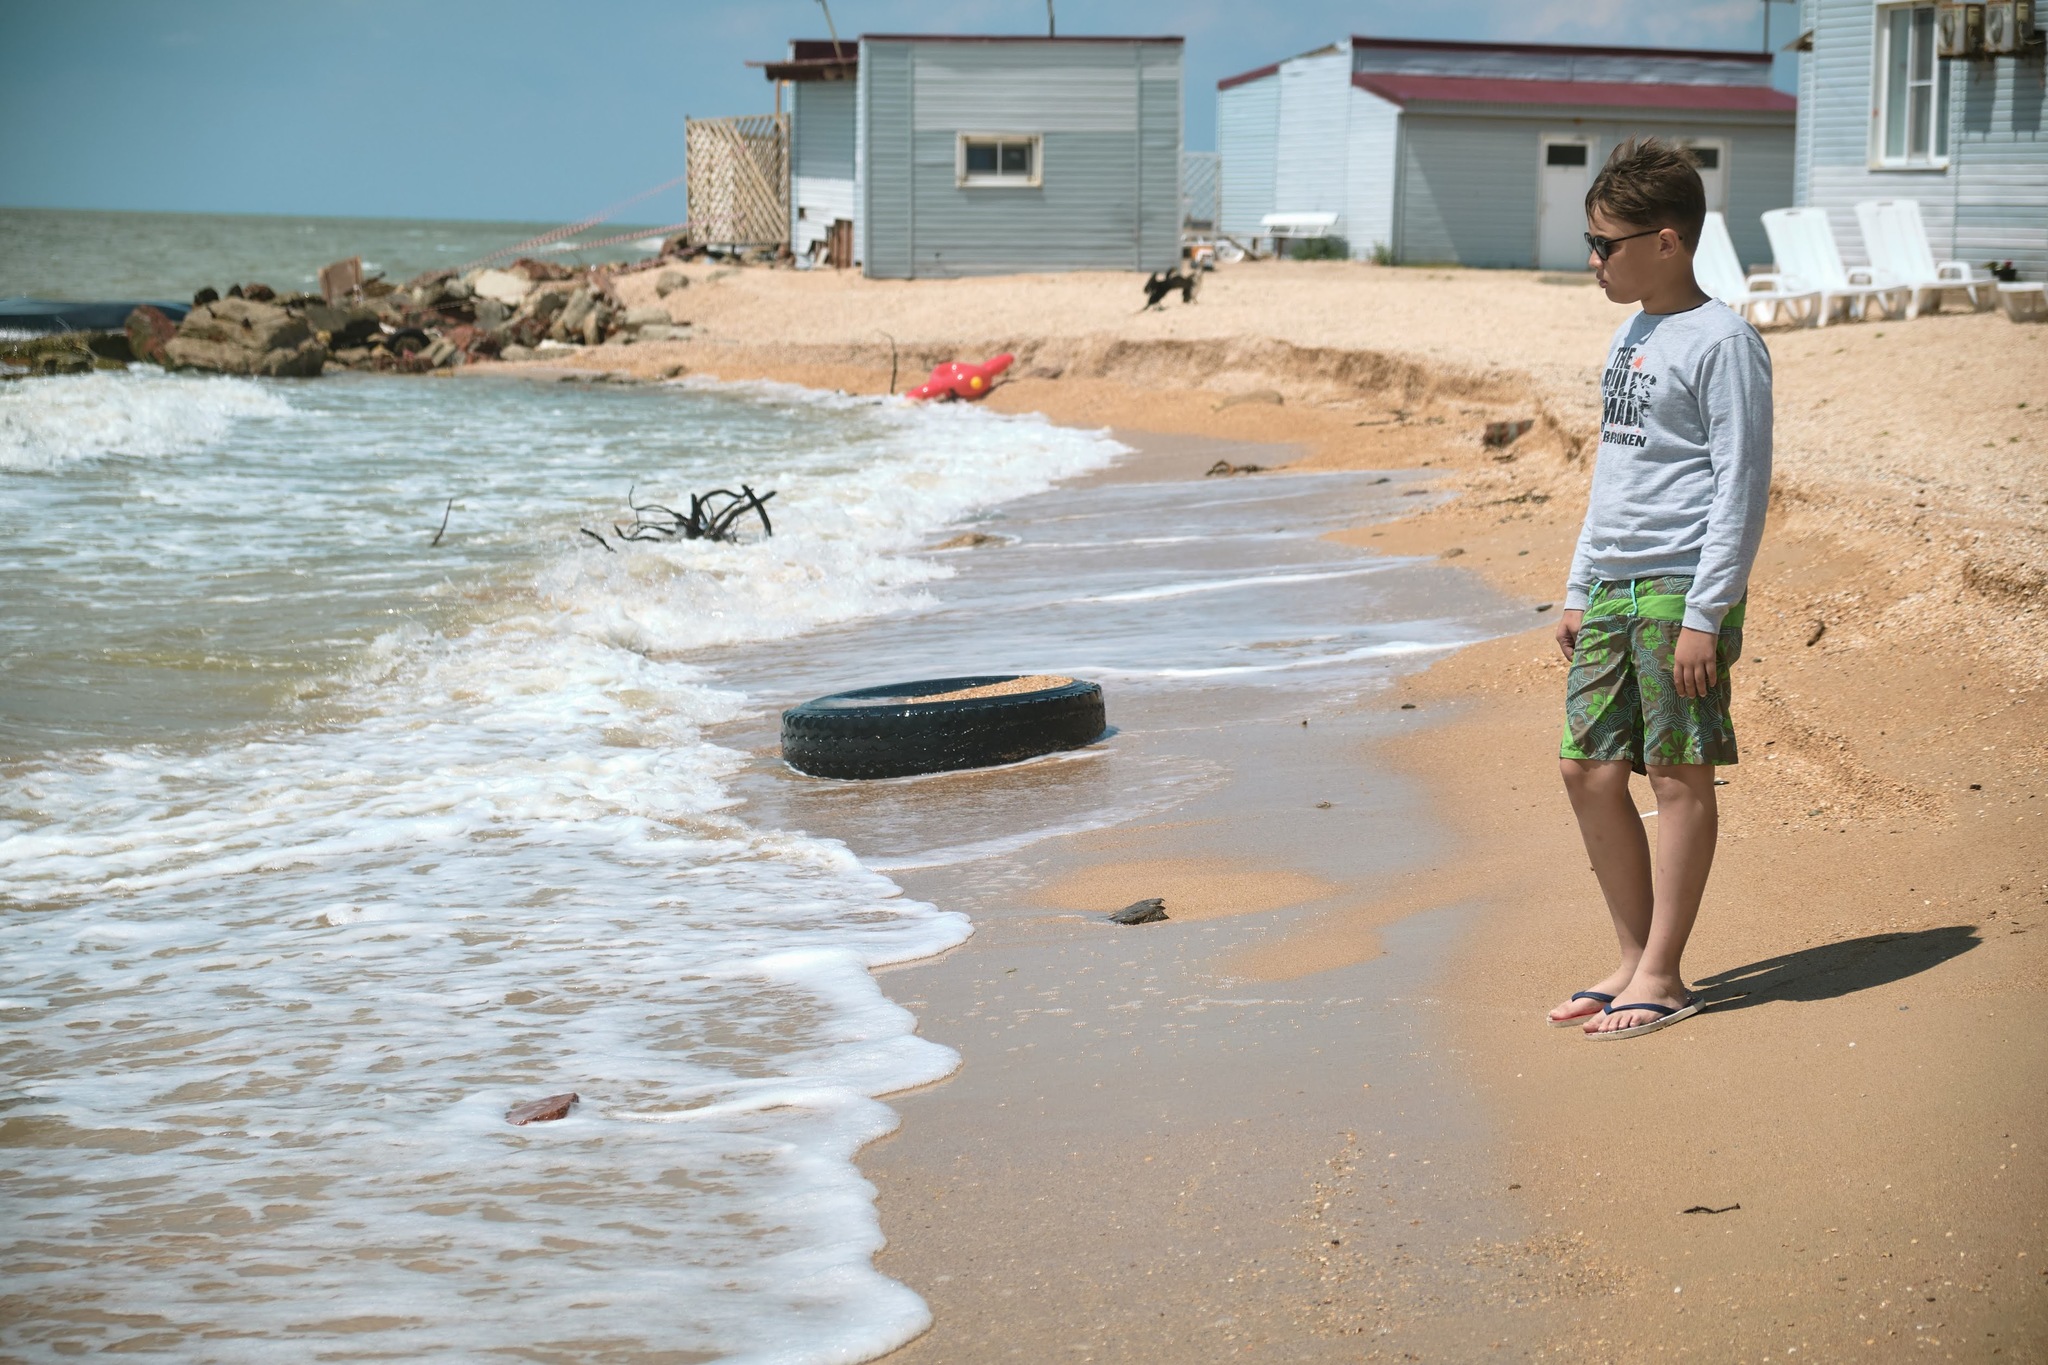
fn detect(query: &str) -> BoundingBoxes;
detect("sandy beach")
[475,258,2048,1357]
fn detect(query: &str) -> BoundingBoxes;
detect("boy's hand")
[1674,626,1718,698]
[1555,609,1584,663]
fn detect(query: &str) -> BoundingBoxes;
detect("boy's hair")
[1585,138,1707,250]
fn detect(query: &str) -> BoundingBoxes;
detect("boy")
[1546,139,1771,1040]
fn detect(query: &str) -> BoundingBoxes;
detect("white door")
[1537,137,1595,270]
[1683,140,1729,214]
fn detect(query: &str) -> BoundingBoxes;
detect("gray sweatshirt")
[1565,300,1772,633]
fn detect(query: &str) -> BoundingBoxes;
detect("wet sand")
[481,261,2046,1356]
[726,439,1589,1359]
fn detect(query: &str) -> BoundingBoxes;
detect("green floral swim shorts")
[1560,575,1742,773]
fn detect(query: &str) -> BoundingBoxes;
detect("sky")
[3,0,1803,226]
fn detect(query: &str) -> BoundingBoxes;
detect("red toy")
[905,353,1013,402]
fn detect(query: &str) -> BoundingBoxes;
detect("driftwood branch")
[877,331,899,395]
[592,482,777,548]
[430,497,454,547]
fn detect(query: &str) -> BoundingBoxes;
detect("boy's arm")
[1569,326,1626,617]
[1564,520,1596,614]
[1684,334,1773,634]
[1556,516,1599,662]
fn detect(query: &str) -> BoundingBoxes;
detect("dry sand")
[481,259,2045,1357]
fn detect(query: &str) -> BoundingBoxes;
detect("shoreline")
[894,440,2034,1357]
[685,379,2040,1353]
[16,257,2040,1357]
[544,266,2044,1355]
[691,419,1567,1357]
[767,428,1572,1357]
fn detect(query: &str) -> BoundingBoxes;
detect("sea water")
[0,206,678,305]
[0,366,1512,1362]
[0,370,1119,1362]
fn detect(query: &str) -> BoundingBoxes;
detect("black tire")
[781,675,1106,780]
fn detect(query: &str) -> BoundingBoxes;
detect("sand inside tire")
[907,675,1073,703]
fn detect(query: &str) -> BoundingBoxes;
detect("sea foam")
[0,368,290,471]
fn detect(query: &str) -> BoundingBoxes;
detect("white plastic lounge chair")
[1693,211,1819,327]
[1853,199,1994,318]
[1261,211,1338,240]
[1999,281,2047,323]
[1760,208,1912,327]
[1260,211,1340,257]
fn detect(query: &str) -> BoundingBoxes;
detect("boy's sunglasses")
[1584,228,1663,262]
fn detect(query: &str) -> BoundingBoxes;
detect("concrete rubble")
[3,229,743,382]
[164,296,328,377]
[111,237,705,381]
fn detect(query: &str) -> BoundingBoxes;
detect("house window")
[1874,3,1951,167]
[957,134,1041,187]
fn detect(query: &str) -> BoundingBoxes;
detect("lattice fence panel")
[686,114,789,248]
[1181,151,1220,232]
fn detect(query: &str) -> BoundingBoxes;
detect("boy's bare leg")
[1551,758,1654,1023]
[1587,763,1718,1033]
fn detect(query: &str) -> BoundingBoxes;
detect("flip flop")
[1546,991,1616,1027]
[1584,996,1703,1041]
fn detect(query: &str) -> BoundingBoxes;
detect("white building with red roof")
[1217,36,1796,270]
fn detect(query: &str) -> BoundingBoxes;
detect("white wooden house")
[1794,0,2047,280]
[1218,37,1797,270]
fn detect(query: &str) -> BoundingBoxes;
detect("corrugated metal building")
[1217,68,1280,246]
[1794,0,2046,281]
[761,35,1184,279]
[859,35,1184,278]
[1217,37,1797,271]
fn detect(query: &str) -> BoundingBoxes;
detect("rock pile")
[6,238,708,383]
[134,248,699,379]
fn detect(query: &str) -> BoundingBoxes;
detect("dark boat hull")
[0,298,191,335]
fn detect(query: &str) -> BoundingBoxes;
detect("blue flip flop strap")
[1603,1000,1681,1017]
[1571,991,1617,1004]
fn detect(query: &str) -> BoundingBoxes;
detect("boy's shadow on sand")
[1696,926,1980,1011]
